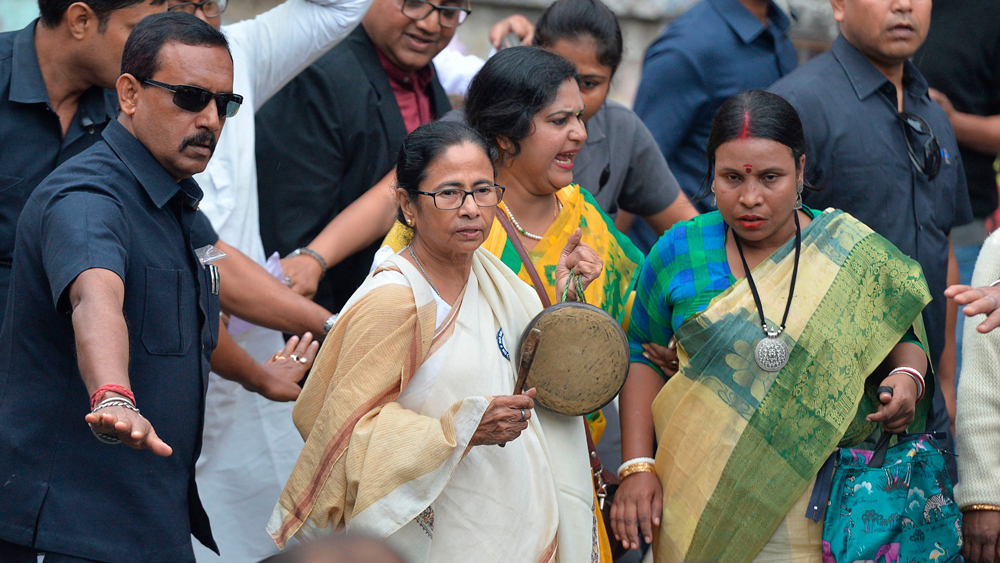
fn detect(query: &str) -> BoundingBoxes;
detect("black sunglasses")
[144,80,243,119]
[897,112,941,180]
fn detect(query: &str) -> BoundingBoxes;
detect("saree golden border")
[651,209,932,562]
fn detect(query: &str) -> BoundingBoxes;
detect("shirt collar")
[832,34,929,100]
[10,18,114,130]
[102,120,203,209]
[9,20,49,104]
[375,47,433,91]
[708,0,791,44]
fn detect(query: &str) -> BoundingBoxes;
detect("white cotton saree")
[268,248,596,563]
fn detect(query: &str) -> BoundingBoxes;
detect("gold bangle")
[961,504,1000,513]
[618,462,656,481]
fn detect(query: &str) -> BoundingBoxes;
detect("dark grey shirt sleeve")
[618,108,682,216]
[40,187,129,311]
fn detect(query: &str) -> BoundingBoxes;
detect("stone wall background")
[2,0,840,106]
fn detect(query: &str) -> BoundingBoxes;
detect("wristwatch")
[288,247,327,279]
[323,314,337,334]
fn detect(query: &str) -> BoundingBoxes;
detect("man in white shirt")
[165,0,371,560]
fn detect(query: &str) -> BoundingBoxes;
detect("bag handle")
[496,210,552,308]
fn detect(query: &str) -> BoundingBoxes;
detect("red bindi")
[744,164,753,174]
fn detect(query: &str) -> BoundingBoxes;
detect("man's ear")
[117,73,141,116]
[830,0,846,24]
[65,2,99,40]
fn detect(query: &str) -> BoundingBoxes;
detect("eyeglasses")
[144,80,243,119]
[167,0,227,18]
[401,0,471,28]
[417,185,505,210]
[897,112,941,180]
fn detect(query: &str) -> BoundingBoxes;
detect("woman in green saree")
[611,90,935,562]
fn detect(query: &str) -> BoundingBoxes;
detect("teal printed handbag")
[807,432,962,563]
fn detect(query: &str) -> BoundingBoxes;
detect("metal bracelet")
[89,399,140,445]
[289,247,327,278]
[93,398,141,415]
[323,314,337,334]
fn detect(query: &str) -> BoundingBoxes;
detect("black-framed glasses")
[417,185,504,210]
[401,0,471,28]
[897,112,941,180]
[167,0,227,18]
[144,80,243,119]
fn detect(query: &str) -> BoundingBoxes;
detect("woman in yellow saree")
[611,91,935,562]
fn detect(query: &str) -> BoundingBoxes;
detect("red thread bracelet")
[90,384,136,410]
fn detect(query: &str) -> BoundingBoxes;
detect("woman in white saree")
[268,121,602,562]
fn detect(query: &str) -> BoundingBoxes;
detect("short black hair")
[120,12,231,84]
[395,120,497,224]
[534,0,624,74]
[464,46,578,160]
[701,90,811,198]
[38,0,167,30]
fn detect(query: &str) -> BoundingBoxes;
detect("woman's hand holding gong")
[471,388,537,447]
[555,229,603,302]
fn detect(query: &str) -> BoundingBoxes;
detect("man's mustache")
[179,131,217,154]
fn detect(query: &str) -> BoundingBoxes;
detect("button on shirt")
[770,35,973,367]
[634,0,797,212]
[0,20,116,318]
[0,119,220,562]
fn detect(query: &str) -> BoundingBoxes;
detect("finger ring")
[988,296,998,312]
[290,354,299,362]
[273,354,287,361]
[283,275,293,288]
[296,356,308,364]
[519,408,526,422]
[670,360,679,367]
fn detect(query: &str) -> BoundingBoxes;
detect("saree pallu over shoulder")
[651,209,933,563]
[268,248,595,563]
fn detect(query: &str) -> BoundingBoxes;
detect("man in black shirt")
[770,0,972,460]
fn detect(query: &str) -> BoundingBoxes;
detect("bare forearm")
[937,242,961,421]
[70,270,130,396]
[308,169,398,268]
[214,240,332,335]
[948,111,1000,155]
[209,328,266,390]
[619,363,665,460]
[642,192,698,236]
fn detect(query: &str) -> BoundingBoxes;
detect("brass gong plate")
[516,302,629,416]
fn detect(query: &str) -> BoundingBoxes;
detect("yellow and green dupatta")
[652,209,933,563]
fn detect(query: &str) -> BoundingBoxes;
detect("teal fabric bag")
[812,433,962,563]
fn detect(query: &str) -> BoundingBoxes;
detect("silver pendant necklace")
[733,211,801,372]
[408,246,441,298]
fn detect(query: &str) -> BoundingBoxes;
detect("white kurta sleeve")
[955,230,1000,508]
[223,0,373,110]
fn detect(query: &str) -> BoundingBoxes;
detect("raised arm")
[226,0,374,108]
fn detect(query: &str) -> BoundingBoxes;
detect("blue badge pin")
[497,329,509,360]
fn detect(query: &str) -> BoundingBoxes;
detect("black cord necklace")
[732,211,801,372]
